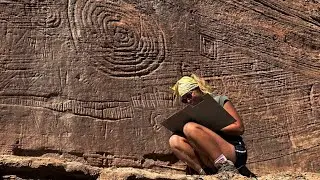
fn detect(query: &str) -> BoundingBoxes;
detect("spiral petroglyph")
[36,6,61,28]
[68,0,166,77]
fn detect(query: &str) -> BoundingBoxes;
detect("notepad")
[161,94,236,133]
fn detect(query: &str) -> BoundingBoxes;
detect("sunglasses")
[181,91,193,103]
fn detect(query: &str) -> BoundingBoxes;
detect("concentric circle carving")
[36,6,61,28]
[68,0,166,77]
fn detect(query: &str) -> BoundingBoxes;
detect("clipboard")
[161,94,236,133]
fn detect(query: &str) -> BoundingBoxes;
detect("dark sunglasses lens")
[182,98,187,103]
[181,93,192,103]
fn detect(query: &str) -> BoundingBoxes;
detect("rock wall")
[0,0,319,174]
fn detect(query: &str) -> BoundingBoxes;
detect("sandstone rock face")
[0,0,319,175]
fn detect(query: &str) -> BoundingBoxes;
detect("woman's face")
[181,88,204,105]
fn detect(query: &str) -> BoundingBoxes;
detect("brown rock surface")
[0,0,319,176]
[1,155,320,180]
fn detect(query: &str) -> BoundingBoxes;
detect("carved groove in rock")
[68,0,166,77]
[0,96,133,121]
[36,6,61,28]
[200,34,219,60]
[0,0,319,175]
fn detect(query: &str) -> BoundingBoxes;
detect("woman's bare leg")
[183,122,236,166]
[192,144,216,169]
[169,134,205,174]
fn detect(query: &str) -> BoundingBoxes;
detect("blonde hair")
[171,73,213,96]
[190,73,213,94]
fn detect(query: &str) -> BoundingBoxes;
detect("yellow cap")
[171,76,199,97]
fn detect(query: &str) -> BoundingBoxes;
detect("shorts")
[230,140,247,168]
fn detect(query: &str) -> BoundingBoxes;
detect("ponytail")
[190,74,213,94]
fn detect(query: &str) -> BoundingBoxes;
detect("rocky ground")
[0,155,319,180]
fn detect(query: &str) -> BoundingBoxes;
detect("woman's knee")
[168,134,184,149]
[183,122,202,137]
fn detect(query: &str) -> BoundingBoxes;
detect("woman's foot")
[216,160,237,173]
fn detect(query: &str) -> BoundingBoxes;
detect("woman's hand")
[220,101,245,135]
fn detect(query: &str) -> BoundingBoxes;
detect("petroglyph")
[0,25,35,56]
[68,0,166,77]
[0,0,319,174]
[131,92,174,109]
[200,34,219,60]
[310,83,320,117]
[197,0,320,78]
[150,111,168,132]
[35,6,62,28]
[0,96,133,121]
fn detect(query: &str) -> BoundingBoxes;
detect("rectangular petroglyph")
[200,34,219,60]
[131,92,174,109]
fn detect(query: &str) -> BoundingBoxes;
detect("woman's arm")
[220,101,245,135]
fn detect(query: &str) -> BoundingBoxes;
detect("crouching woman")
[169,74,251,176]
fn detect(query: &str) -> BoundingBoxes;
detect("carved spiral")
[69,0,166,77]
[37,6,61,28]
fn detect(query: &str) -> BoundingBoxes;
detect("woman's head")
[171,74,212,105]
